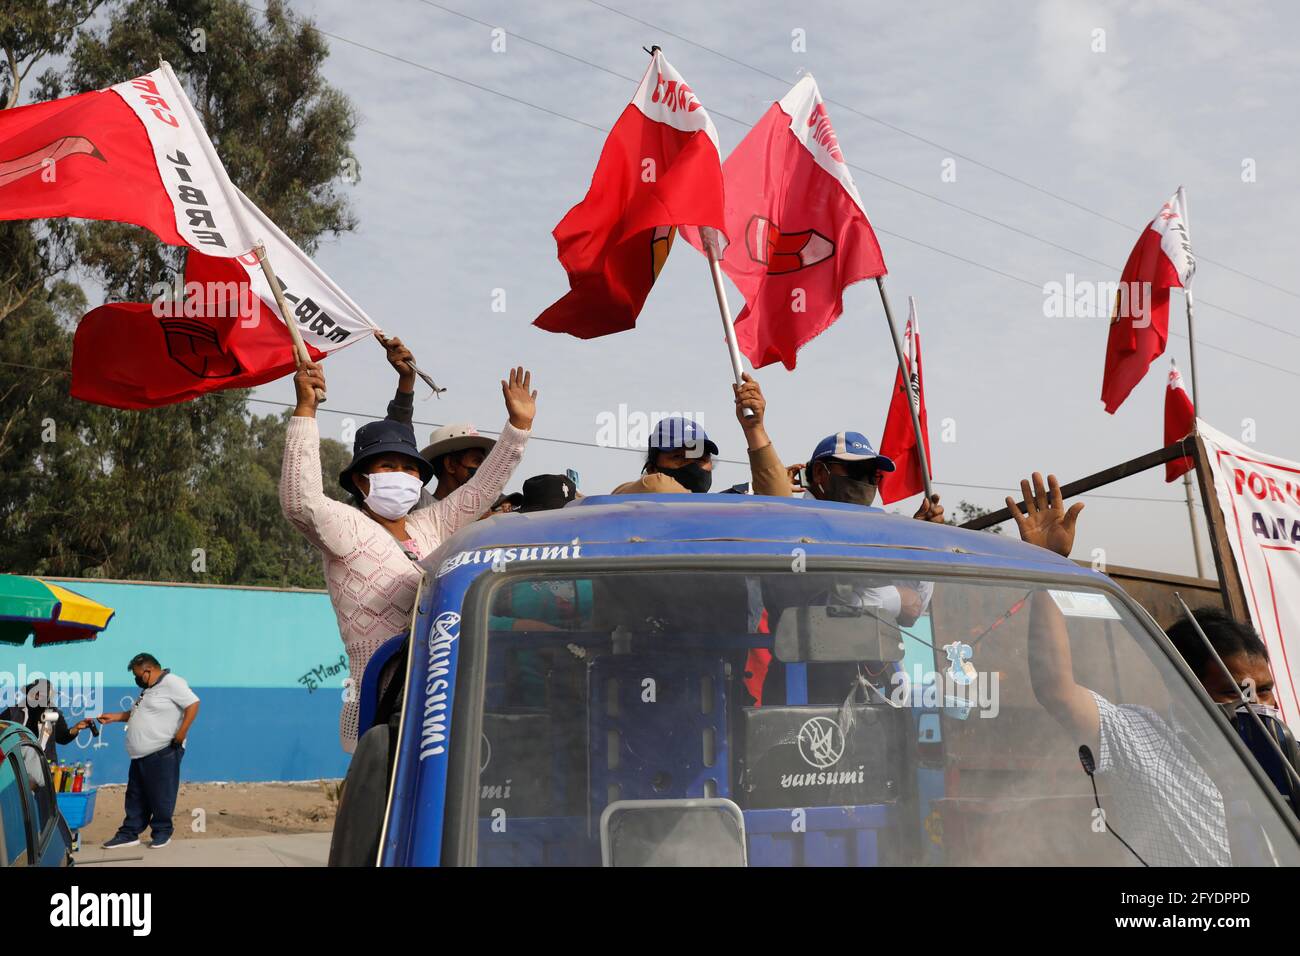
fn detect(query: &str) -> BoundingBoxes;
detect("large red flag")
[689,75,886,369]
[1164,361,1196,482]
[71,187,379,409]
[0,64,255,255]
[1101,189,1194,414]
[877,298,930,504]
[534,50,725,337]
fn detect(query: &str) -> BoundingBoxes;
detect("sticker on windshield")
[1048,590,1121,620]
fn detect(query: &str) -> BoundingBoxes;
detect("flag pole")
[1178,186,1201,415]
[701,228,752,415]
[1175,187,1206,578]
[876,277,934,502]
[1171,357,1207,578]
[254,240,325,403]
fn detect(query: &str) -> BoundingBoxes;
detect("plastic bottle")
[83,762,93,791]
[62,766,74,792]
[72,764,84,793]
[51,765,63,791]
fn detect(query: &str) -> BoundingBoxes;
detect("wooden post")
[960,440,1193,532]
[1190,433,1250,619]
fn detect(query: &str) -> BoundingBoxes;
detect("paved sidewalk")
[72,832,331,867]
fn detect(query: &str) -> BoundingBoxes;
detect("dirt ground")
[77,780,341,845]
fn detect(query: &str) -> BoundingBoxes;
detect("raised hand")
[733,373,765,428]
[913,493,945,523]
[378,332,416,390]
[293,361,327,417]
[1006,472,1084,558]
[502,366,537,430]
[734,372,772,450]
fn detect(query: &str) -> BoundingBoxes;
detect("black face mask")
[818,472,876,506]
[659,462,713,494]
[134,672,151,689]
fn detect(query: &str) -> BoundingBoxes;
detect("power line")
[582,0,1300,301]
[79,6,1300,378]
[0,361,1193,505]
[409,1,1300,345]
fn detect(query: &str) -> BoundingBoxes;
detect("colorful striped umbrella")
[0,575,115,646]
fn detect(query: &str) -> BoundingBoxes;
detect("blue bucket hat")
[648,416,718,458]
[339,419,435,493]
[808,431,896,471]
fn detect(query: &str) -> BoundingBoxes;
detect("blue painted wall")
[0,579,357,784]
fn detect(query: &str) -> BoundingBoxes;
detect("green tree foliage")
[0,0,358,587]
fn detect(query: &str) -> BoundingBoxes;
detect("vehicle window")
[0,754,31,866]
[469,569,1300,867]
[20,744,55,838]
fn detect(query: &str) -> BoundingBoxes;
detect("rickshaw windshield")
[469,567,1299,866]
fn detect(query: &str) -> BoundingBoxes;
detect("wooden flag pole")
[254,240,324,403]
[875,277,934,502]
[701,228,753,417]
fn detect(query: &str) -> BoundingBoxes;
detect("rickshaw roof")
[437,494,1102,581]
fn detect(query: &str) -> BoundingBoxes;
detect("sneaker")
[102,835,140,849]
[150,836,172,849]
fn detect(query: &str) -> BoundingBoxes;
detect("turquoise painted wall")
[0,579,356,784]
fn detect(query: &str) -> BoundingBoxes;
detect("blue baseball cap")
[808,431,896,471]
[648,416,718,457]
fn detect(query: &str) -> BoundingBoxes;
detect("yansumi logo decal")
[419,611,461,761]
[480,732,491,773]
[797,716,844,769]
[436,540,583,577]
[781,717,863,789]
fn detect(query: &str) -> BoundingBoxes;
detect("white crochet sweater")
[280,415,528,752]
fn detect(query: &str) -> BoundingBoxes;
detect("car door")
[19,742,67,866]
[0,751,34,866]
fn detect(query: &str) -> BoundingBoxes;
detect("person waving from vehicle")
[612,373,791,497]
[280,360,536,753]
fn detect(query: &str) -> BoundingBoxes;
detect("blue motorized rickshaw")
[329,494,1300,866]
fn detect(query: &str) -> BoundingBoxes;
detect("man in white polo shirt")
[97,653,200,850]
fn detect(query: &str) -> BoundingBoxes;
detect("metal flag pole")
[1172,357,1207,578]
[875,277,934,502]
[254,240,324,403]
[701,227,753,416]
[1175,187,1206,578]
[1178,186,1202,415]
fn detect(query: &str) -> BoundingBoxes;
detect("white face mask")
[363,471,424,520]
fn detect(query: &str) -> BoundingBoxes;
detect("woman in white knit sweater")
[280,360,536,752]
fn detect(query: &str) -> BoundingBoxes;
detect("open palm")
[1007,472,1084,558]
[502,366,537,430]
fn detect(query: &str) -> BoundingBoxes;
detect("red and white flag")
[534,50,726,338]
[0,62,380,408]
[689,75,885,369]
[877,297,930,504]
[1164,360,1196,482]
[72,186,380,409]
[0,63,255,255]
[1101,188,1195,414]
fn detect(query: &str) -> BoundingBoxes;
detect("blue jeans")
[115,743,184,841]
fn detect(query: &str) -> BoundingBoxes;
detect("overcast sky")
[241,0,1298,577]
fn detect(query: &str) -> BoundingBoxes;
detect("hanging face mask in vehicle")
[364,471,425,519]
[659,462,713,494]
